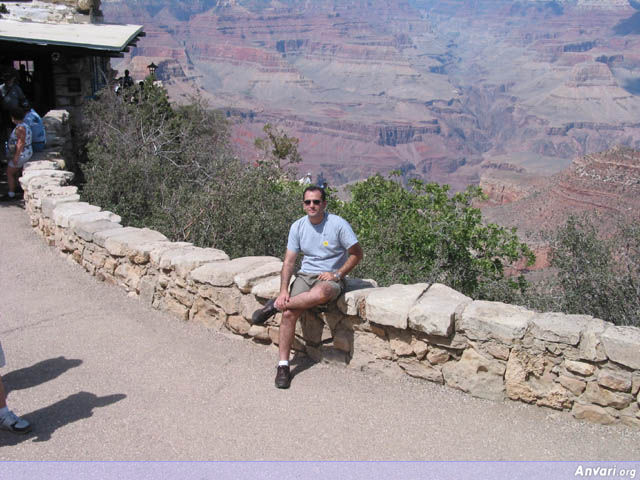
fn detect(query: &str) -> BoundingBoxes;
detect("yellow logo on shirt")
[323,241,329,246]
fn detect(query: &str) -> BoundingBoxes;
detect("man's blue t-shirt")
[287,213,358,274]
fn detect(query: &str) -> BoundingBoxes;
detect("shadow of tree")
[614,12,640,35]
[623,78,640,95]
[0,391,126,446]
[3,357,83,394]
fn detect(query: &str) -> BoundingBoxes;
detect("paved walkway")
[1,202,640,460]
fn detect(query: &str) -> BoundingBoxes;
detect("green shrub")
[332,173,535,298]
[80,80,304,258]
[529,215,640,326]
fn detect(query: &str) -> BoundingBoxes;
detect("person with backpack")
[2,106,32,201]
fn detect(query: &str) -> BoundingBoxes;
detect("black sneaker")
[252,298,278,325]
[275,365,291,389]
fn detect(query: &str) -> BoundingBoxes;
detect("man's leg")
[274,282,337,389]
[278,308,303,362]
[0,375,31,434]
[283,281,337,311]
[0,376,7,409]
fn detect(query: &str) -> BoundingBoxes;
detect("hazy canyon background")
[105,0,640,245]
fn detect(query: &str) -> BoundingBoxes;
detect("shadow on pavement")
[0,391,126,446]
[289,354,315,380]
[3,357,83,395]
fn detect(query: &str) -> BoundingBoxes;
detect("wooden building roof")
[0,20,144,56]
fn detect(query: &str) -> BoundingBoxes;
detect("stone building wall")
[19,110,640,429]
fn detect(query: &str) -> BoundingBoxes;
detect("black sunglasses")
[303,199,322,205]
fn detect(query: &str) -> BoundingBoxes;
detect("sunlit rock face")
[102,0,640,196]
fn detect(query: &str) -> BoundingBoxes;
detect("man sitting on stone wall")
[251,185,363,389]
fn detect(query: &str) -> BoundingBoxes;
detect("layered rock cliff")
[102,0,640,194]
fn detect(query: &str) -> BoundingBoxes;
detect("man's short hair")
[9,106,26,121]
[303,185,326,202]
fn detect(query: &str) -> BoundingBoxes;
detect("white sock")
[0,406,9,416]
[7,191,15,198]
[278,360,289,367]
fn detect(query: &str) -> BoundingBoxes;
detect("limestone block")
[529,313,590,346]
[601,325,640,370]
[620,415,640,428]
[248,325,270,342]
[578,318,607,362]
[93,226,141,248]
[412,339,428,360]
[580,382,633,409]
[565,360,596,377]
[189,256,280,287]
[240,294,264,321]
[505,348,570,409]
[114,263,144,291]
[234,261,283,293]
[486,342,510,361]
[67,211,121,229]
[21,170,73,191]
[442,348,506,401]
[350,331,394,370]
[21,174,65,192]
[138,275,157,306]
[168,287,194,308]
[633,373,640,396]
[536,385,572,410]
[389,329,414,356]
[147,243,193,266]
[572,403,617,425]
[87,250,107,269]
[457,301,534,344]
[365,283,429,329]
[104,229,169,257]
[333,329,353,353]
[427,347,450,365]
[73,220,122,242]
[197,285,241,315]
[41,195,81,218]
[23,160,60,172]
[251,276,285,299]
[597,369,632,392]
[620,402,640,420]
[557,375,587,396]
[337,286,377,316]
[427,332,469,351]
[227,315,251,335]
[103,257,118,275]
[155,246,229,278]
[408,283,470,337]
[188,298,226,330]
[163,296,189,321]
[398,359,444,383]
[268,326,280,345]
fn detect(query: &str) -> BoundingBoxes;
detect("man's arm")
[317,242,363,282]
[275,249,298,310]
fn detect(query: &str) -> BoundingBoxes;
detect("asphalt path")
[1,201,640,460]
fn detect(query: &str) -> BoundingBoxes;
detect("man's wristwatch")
[333,271,342,281]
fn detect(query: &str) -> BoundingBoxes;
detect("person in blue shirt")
[23,108,45,152]
[252,186,363,389]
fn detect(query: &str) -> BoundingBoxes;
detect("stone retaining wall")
[19,110,640,429]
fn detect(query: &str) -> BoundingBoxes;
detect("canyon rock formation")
[103,0,640,215]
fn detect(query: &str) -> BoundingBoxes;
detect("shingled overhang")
[0,20,145,57]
